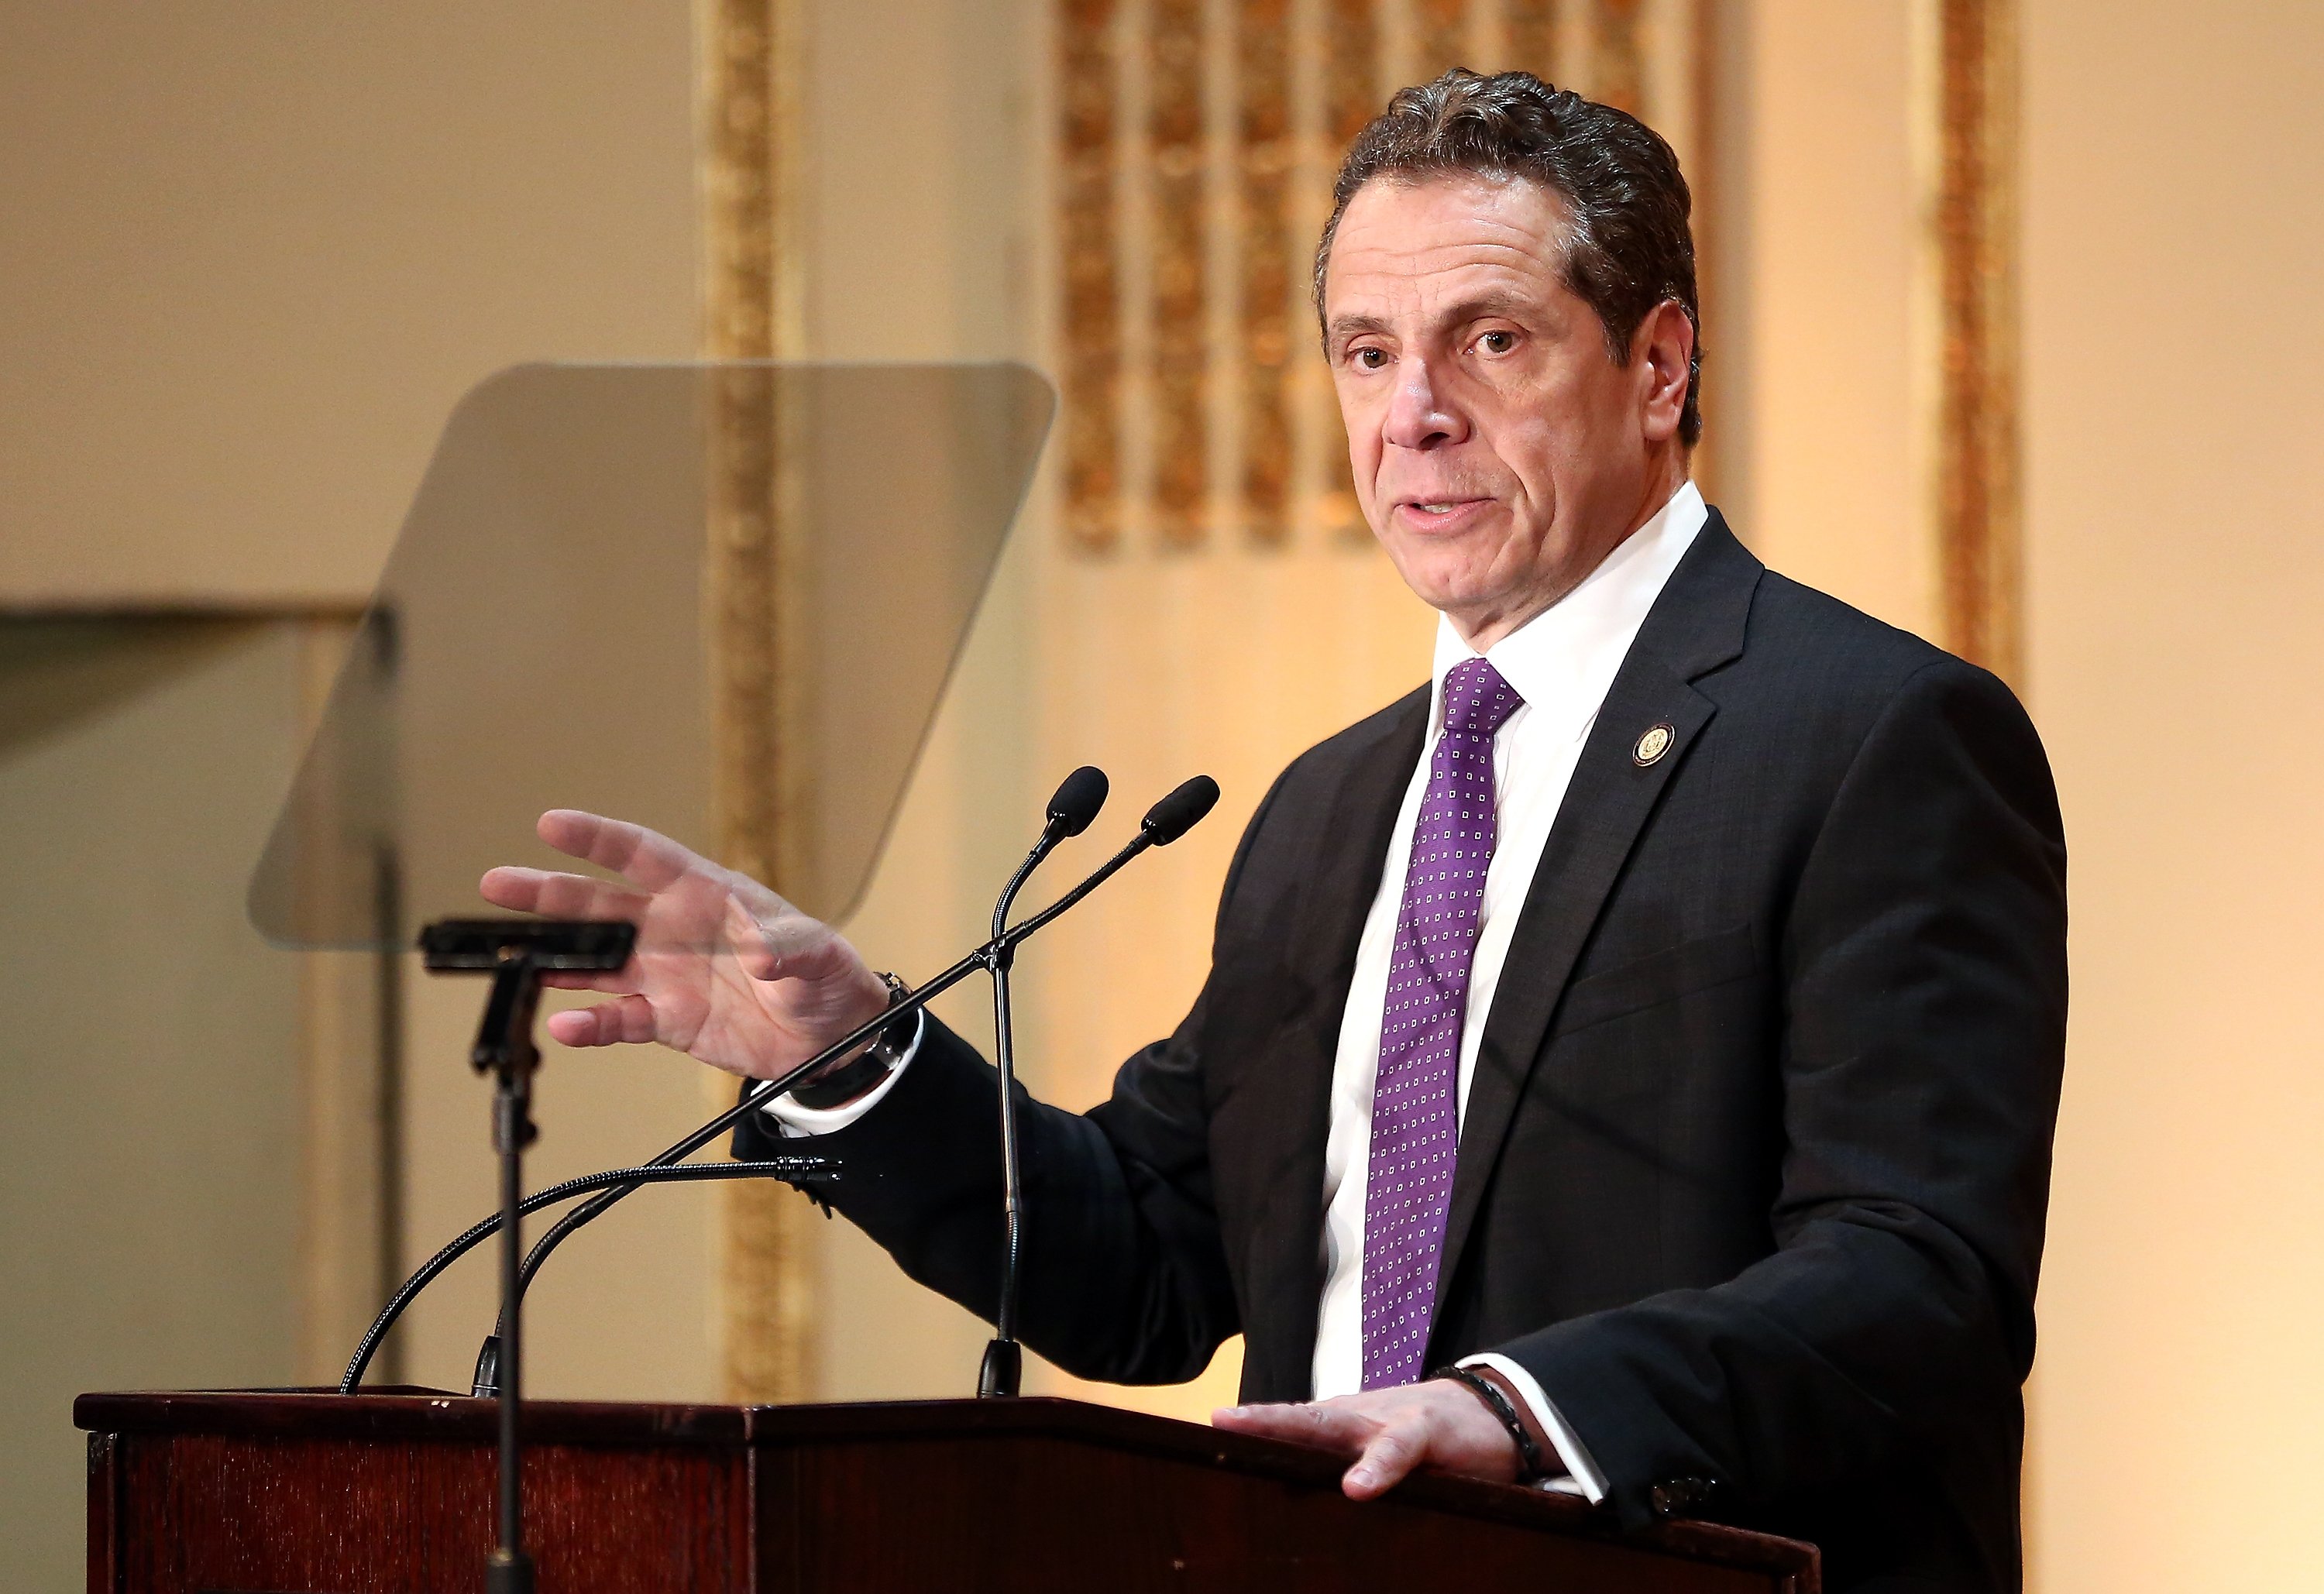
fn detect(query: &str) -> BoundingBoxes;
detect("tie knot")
[1442,657,1522,740]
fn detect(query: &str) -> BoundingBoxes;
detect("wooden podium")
[78,1390,1817,1592]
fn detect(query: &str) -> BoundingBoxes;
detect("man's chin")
[1384,552,1501,618]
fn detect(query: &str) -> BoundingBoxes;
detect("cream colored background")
[4,2,2321,1590]
[2020,4,2324,1586]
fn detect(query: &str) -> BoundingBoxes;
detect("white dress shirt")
[768,482,1709,1496]
[1311,479,1705,1496]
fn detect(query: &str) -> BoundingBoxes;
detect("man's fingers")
[1342,1421,1425,1500]
[536,809,704,892]
[480,865,652,924]
[544,995,658,1048]
[1211,1401,1373,1456]
[478,864,548,913]
[1214,1401,1432,1500]
[538,968,640,995]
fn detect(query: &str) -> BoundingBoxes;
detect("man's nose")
[1380,359,1470,451]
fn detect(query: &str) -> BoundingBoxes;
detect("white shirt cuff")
[1458,1351,1610,1503]
[758,1009,923,1139]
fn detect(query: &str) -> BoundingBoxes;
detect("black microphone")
[1141,775,1219,845]
[978,774,1220,1398]
[1045,764,1109,840]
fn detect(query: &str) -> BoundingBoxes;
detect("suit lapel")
[1433,514,1763,1315]
[1287,689,1428,998]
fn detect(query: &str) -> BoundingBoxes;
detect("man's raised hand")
[477,809,890,1080]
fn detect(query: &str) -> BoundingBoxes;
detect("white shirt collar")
[1428,479,1708,740]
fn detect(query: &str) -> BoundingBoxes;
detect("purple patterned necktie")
[1360,656,1523,1390]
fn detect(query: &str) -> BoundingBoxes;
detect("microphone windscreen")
[1141,775,1220,845]
[1046,764,1110,837]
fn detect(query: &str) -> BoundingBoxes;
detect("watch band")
[787,972,914,1111]
[1432,1364,1545,1482]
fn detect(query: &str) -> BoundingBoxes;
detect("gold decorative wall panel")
[1318,0,1383,541]
[1504,0,1560,80]
[1149,0,1211,548]
[1322,0,1380,155]
[1055,0,1707,553]
[1061,0,1125,552]
[1592,0,1646,115]
[1237,0,1294,545]
[1415,0,1473,81]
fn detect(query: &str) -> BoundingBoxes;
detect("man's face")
[1323,172,1686,644]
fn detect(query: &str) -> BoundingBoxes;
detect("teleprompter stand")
[418,918,638,1594]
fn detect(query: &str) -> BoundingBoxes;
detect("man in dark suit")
[483,71,2066,1592]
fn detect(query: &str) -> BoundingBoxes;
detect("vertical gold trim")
[1592,0,1646,114]
[698,0,819,1407]
[1150,0,1210,549]
[1238,0,1294,544]
[1505,0,1560,80]
[1061,0,1126,553]
[1932,0,2021,683]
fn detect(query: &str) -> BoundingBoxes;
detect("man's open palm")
[477,809,889,1079]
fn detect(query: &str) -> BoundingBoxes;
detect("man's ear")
[1635,300,1694,445]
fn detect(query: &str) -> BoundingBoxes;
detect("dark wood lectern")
[78,1390,1817,1592]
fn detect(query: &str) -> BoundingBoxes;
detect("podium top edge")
[74,1390,1816,1579]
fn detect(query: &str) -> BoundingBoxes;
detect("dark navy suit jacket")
[738,510,2070,1592]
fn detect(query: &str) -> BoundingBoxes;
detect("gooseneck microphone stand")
[981,769,1216,1396]
[414,919,638,1594]
[974,768,1109,1396]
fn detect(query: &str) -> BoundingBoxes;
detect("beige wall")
[1728,2,2324,1588]
[2020,2,2324,1587]
[1726,0,1929,635]
[0,621,308,1590]
[0,3,699,606]
[784,0,1049,1403]
[0,2,723,1405]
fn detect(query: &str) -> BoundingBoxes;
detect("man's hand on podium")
[478,808,890,1080]
[1213,1380,1524,1500]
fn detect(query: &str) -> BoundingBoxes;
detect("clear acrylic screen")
[247,361,1054,951]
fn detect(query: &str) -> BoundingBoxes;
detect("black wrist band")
[1432,1364,1545,1482]
[789,974,915,1111]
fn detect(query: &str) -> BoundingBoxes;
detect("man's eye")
[1479,330,1515,354]
[1353,347,1388,370]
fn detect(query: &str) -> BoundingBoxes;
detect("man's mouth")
[1393,496,1494,529]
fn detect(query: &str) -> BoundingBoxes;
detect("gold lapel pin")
[1632,722,1676,767]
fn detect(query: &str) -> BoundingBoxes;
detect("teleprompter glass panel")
[248,362,1054,951]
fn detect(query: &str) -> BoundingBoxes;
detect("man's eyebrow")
[1323,291,1546,348]
[1323,311,1394,345]
[1435,290,1541,325]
